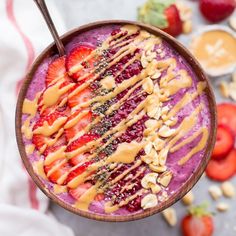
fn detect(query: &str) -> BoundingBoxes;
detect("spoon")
[34,0,65,56]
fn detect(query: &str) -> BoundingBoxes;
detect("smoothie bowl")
[15,20,216,221]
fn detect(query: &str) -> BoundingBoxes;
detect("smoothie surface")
[21,24,211,216]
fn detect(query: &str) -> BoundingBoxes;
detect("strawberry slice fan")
[206,104,236,181]
[0,0,73,235]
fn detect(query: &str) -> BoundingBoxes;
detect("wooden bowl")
[15,20,217,222]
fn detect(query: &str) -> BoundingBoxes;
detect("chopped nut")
[183,20,192,34]
[158,148,169,166]
[153,83,160,94]
[141,155,153,164]
[141,54,148,68]
[228,82,236,101]
[217,202,229,212]
[161,106,169,115]
[208,185,222,200]
[153,137,165,151]
[146,52,156,62]
[150,184,162,194]
[142,77,154,94]
[219,82,229,98]
[141,194,158,209]
[164,118,177,126]
[151,70,161,79]
[140,30,151,39]
[182,191,194,205]
[149,163,167,173]
[221,181,235,198]
[144,142,153,155]
[232,71,236,82]
[158,125,176,138]
[145,119,159,128]
[158,171,173,187]
[147,105,160,119]
[141,173,158,189]
[229,16,236,31]
[162,208,177,227]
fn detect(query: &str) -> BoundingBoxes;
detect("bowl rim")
[15,19,217,222]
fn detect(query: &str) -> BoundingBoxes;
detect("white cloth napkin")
[0,0,74,235]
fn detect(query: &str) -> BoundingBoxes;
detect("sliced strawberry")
[66,45,95,80]
[212,124,234,160]
[43,145,62,157]
[33,111,67,135]
[66,133,98,152]
[69,153,89,166]
[67,88,92,108]
[32,134,47,151]
[69,182,92,200]
[94,193,105,201]
[163,5,183,37]
[65,161,92,184]
[46,56,68,86]
[181,203,214,236]
[65,111,92,141]
[206,149,236,181]
[44,160,70,184]
[217,103,236,135]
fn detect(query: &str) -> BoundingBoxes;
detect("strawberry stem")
[188,202,212,217]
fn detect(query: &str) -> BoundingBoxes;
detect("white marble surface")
[49,0,236,235]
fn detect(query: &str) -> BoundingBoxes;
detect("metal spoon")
[34,0,65,56]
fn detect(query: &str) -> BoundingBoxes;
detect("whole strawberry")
[138,0,182,37]
[181,203,214,236]
[199,0,236,23]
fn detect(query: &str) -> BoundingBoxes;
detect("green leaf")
[188,202,212,217]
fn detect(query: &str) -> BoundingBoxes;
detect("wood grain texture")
[15,20,217,222]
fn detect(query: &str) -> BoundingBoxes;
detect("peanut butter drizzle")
[25,144,35,155]
[105,81,142,115]
[166,82,206,120]
[21,94,40,139]
[178,128,209,165]
[106,142,144,164]
[33,160,47,179]
[45,128,64,146]
[104,189,146,213]
[64,109,90,129]
[33,117,67,136]
[21,116,34,139]
[44,146,66,165]
[109,160,142,186]
[22,94,40,116]
[170,129,203,153]
[21,25,211,214]
[120,167,145,193]
[41,81,74,111]
[74,182,100,211]
[167,105,202,149]
[53,184,67,194]
[163,70,192,96]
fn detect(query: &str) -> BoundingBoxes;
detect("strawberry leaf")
[138,0,175,28]
[188,202,212,217]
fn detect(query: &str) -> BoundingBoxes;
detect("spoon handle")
[34,0,65,56]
